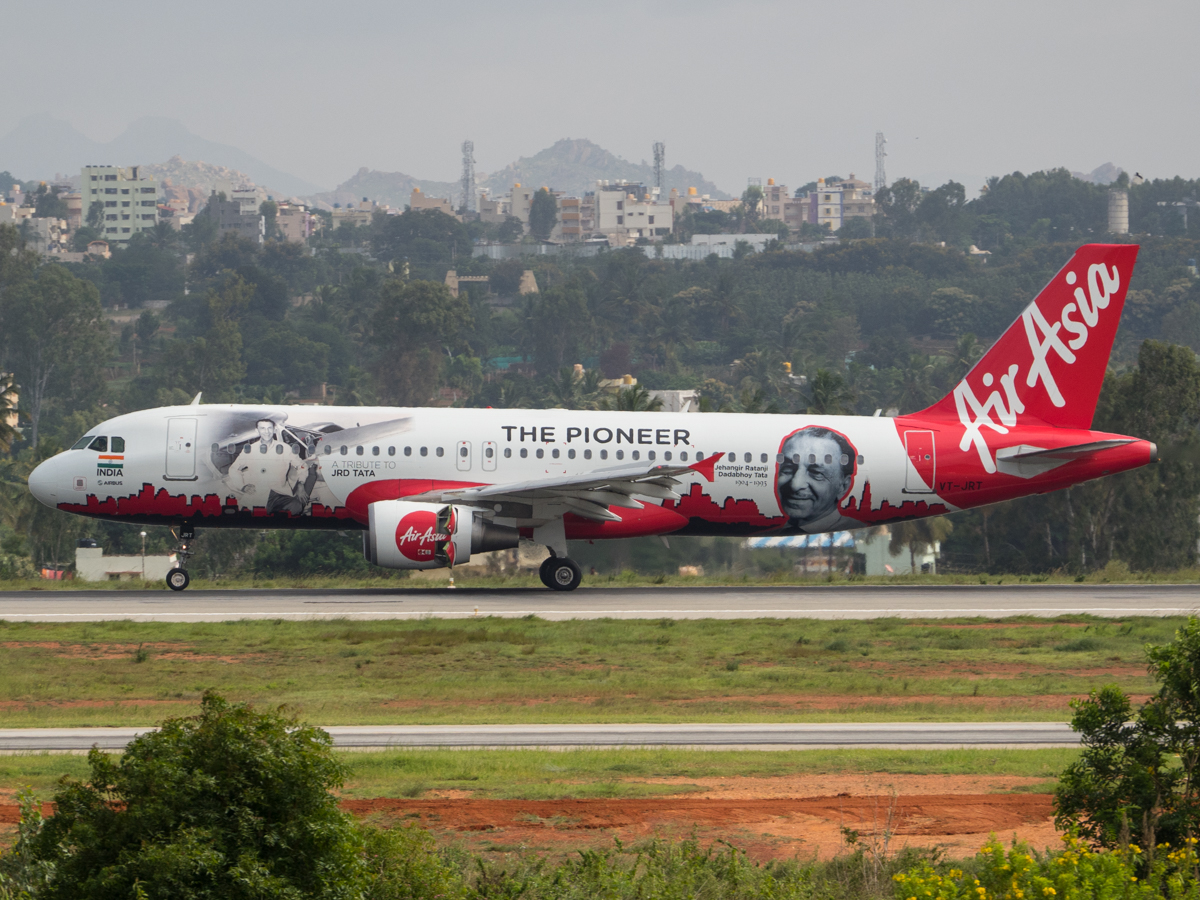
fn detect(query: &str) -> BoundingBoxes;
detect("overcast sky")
[5,0,1197,194]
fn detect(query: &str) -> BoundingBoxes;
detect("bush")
[892,834,1200,899]
[0,692,364,899]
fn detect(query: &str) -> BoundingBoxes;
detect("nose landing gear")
[165,524,195,592]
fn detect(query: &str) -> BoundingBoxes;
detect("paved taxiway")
[0,723,1077,752]
[0,583,1194,621]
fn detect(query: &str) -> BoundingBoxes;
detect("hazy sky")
[5,0,1197,193]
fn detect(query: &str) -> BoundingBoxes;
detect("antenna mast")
[874,132,887,193]
[461,140,476,213]
[652,141,665,189]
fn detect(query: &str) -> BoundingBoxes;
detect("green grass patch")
[0,616,1173,727]
[0,747,1076,803]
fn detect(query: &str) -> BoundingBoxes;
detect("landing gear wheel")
[166,567,190,592]
[543,557,582,592]
[538,556,555,587]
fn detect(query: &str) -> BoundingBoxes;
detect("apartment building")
[807,174,874,232]
[332,198,379,230]
[200,191,265,244]
[276,203,319,243]
[80,165,160,243]
[594,181,672,241]
[408,187,455,217]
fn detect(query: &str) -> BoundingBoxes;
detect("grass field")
[0,747,1079,803]
[0,615,1174,727]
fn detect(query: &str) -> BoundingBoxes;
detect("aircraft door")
[482,440,497,472]
[903,430,935,493]
[165,417,198,480]
[456,440,472,472]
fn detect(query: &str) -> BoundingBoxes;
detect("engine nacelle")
[365,500,519,570]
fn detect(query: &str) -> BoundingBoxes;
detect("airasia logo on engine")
[394,511,447,561]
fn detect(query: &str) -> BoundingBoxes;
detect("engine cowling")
[365,500,519,570]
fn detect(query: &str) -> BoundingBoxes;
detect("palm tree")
[601,383,663,412]
[0,374,19,454]
[805,369,855,414]
[888,517,954,573]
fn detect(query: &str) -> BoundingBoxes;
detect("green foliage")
[0,692,364,899]
[254,530,372,578]
[528,188,558,240]
[1057,617,1200,854]
[371,278,472,405]
[893,835,1200,899]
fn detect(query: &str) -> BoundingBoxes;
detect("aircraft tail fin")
[920,243,1139,430]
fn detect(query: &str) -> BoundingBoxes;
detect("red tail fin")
[921,243,1139,430]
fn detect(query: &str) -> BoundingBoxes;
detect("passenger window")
[245,445,253,455]
[857,454,865,465]
[632,450,639,460]
[72,435,95,450]
[504,448,512,458]
[761,453,768,463]
[372,446,380,456]
[356,446,364,456]
[680,451,688,461]
[616,450,624,460]
[88,436,108,452]
[567,449,575,459]
[648,451,655,461]
[520,448,528,458]
[111,437,125,453]
[405,446,412,456]
[289,444,297,455]
[324,445,333,455]
[600,450,608,460]
[584,449,592,459]
[664,451,671,461]
[436,447,444,457]
[485,446,494,459]
[460,446,468,457]
[340,445,348,456]
[728,452,736,462]
[388,446,395,456]
[277,444,285,455]
[420,447,428,457]
[744,452,751,463]
[551,448,559,459]
[536,448,544,459]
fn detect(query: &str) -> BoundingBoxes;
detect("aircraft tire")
[166,568,190,592]
[538,556,555,588]
[545,558,582,592]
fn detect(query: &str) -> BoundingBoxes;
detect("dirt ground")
[0,776,1060,861]
[347,774,1060,861]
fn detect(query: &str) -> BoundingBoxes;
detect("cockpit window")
[71,435,96,450]
[110,437,125,453]
[87,436,108,452]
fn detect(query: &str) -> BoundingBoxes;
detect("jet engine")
[365,500,519,570]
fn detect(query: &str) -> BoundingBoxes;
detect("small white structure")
[75,545,177,582]
[856,528,939,575]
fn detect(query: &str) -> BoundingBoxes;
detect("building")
[478,191,508,224]
[75,541,178,582]
[805,174,875,232]
[332,198,379,230]
[200,190,265,244]
[409,187,456,218]
[80,165,160,243]
[594,181,672,242]
[275,203,319,243]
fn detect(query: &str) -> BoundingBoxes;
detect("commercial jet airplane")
[27,244,1153,591]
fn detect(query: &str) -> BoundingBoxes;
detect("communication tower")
[874,132,887,193]
[460,140,476,213]
[652,142,665,189]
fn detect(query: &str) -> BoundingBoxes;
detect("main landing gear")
[539,555,582,592]
[165,524,195,592]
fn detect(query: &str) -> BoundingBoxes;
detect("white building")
[594,182,672,242]
[75,545,178,582]
[809,174,875,233]
[81,165,160,243]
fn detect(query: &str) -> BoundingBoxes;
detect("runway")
[0,583,1194,621]
[0,722,1077,752]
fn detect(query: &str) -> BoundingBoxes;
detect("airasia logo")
[395,511,447,561]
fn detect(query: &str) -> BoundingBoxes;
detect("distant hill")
[0,115,321,197]
[313,138,731,209]
[1071,162,1124,185]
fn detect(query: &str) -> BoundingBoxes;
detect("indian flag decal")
[98,454,123,471]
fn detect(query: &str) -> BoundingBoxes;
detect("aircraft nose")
[27,458,60,509]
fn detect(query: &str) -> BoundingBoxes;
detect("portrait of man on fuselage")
[776,426,857,532]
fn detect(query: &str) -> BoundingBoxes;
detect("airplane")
[27,243,1152,592]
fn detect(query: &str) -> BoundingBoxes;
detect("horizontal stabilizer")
[994,439,1136,479]
[1001,439,1135,461]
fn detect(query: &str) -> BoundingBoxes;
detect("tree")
[528,188,558,240]
[0,266,110,447]
[600,383,662,411]
[837,217,873,239]
[1056,618,1200,858]
[888,516,953,572]
[260,199,278,240]
[0,373,18,453]
[2,692,364,898]
[805,369,855,414]
[371,279,473,405]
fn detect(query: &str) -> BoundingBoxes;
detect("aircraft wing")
[408,454,722,522]
[313,417,414,448]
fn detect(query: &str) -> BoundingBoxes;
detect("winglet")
[190,392,203,406]
[688,452,723,483]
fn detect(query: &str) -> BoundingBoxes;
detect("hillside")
[314,138,731,209]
